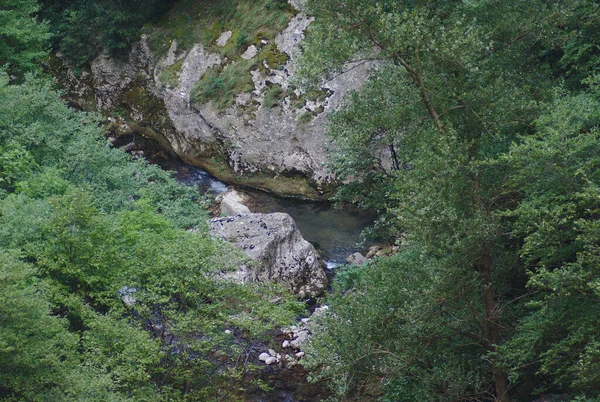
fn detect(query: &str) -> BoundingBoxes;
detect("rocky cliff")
[50,0,371,199]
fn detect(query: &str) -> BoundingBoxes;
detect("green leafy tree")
[497,91,600,398]
[40,0,174,67]
[0,0,50,77]
[0,70,305,399]
[298,0,595,400]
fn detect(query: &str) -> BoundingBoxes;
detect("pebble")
[291,330,309,348]
[269,349,277,357]
[295,352,305,358]
[282,340,290,348]
[265,356,277,365]
[259,352,270,362]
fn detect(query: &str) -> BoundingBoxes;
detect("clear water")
[242,189,375,265]
[175,166,374,265]
[175,166,229,195]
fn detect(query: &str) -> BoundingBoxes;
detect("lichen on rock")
[52,0,372,199]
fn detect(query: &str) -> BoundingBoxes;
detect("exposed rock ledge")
[49,0,374,199]
[210,213,327,298]
[210,190,327,297]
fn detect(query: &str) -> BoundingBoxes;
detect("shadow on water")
[174,166,376,266]
[242,189,376,266]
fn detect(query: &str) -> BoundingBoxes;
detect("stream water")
[174,165,374,401]
[114,132,375,264]
[175,166,375,266]
[117,133,373,401]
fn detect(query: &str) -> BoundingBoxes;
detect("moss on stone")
[120,75,177,151]
[259,43,289,71]
[156,59,184,88]
[263,84,285,109]
[297,111,313,126]
[190,58,259,112]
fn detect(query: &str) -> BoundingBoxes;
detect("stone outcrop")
[52,1,373,199]
[217,189,251,216]
[210,213,327,298]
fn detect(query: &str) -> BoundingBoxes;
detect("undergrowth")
[146,0,293,60]
[148,0,294,112]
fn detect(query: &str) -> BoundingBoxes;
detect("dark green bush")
[40,0,175,67]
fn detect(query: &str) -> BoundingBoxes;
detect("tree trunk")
[481,245,512,402]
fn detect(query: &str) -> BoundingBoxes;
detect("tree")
[497,91,600,397]
[39,0,174,67]
[298,0,587,400]
[0,70,306,399]
[0,0,50,78]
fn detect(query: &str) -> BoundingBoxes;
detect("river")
[175,165,375,267]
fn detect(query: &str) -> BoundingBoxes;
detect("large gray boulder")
[51,1,376,199]
[218,189,251,216]
[209,213,327,298]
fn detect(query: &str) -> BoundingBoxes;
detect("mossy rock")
[195,156,335,200]
[257,43,289,73]
[120,76,176,151]
[156,59,184,88]
[263,84,285,109]
[190,59,257,112]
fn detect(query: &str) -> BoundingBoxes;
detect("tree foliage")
[299,0,600,401]
[39,0,174,67]
[0,0,50,78]
[0,69,304,400]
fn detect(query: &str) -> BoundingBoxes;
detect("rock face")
[210,213,327,298]
[52,1,373,199]
[218,189,251,216]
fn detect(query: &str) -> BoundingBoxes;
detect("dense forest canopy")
[299,0,600,401]
[0,1,303,400]
[1,0,600,401]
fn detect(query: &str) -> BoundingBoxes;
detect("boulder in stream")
[210,213,328,298]
[218,189,251,216]
[346,252,367,265]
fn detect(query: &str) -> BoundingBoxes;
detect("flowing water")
[113,132,375,263]
[116,133,373,401]
[175,166,375,266]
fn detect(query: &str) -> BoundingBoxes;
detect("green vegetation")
[0,0,50,79]
[190,58,257,111]
[156,58,184,88]
[149,0,292,112]
[0,71,304,400]
[263,84,285,109]
[0,7,304,399]
[39,0,174,68]
[147,0,293,60]
[299,1,600,401]
[259,42,290,72]
[7,0,600,400]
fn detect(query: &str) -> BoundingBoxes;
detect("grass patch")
[190,58,258,111]
[263,84,285,109]
[156,58,184,88]
[257,43,289,72]
[146,0,296,113]
[297,111,313,125]
[146,0,293,60]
